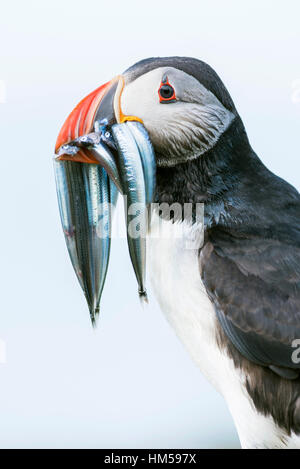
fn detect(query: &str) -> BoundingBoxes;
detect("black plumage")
[156,112,300,374]
[155,111,300,432]
[127,57,300,434]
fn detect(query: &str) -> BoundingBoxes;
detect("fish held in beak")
[54,76,156,322]
[54,161,116,325]
[125,121,156,206]
[111,123,148,300]
[57,135,123,194]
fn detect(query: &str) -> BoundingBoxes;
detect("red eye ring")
[158,76,176,103]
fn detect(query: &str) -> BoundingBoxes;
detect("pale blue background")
[0,0,299,449]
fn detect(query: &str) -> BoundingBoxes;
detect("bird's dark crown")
[125,56,236,113]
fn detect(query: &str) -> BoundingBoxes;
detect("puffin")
[54,57,300,449]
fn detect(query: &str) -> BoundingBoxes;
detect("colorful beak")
[54,75,156,324]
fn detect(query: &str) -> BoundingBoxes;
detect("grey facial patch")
[122,67,236,167]
[154,101,235,167]
[151,68,235,166]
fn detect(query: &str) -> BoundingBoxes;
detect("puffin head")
[121,57,237,167]
[55,56,238,168]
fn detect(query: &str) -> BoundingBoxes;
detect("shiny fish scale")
[126,121,156,205]
[82,165,110,318]
[111,123,147,299]
[54,160,112,324]
[54,160,84,291]
[54,121,155,321]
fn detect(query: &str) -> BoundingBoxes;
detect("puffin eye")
[160,85,174,99]
[158,77,176,103]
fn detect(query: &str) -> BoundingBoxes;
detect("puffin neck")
[154,116,253,208]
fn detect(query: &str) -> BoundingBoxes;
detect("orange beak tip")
[54,80,114,159]
[54,75,143,164]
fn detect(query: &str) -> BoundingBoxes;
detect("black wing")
[201,201,300,379]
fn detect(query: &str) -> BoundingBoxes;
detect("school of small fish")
[54,121,156,324]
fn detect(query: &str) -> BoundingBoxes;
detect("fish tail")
[139,289,149,305]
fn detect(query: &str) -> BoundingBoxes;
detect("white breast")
[147,213,221,388]
[147,212,300,449]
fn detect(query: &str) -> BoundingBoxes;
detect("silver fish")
[125,121,156,205]
[58,136,123,194]
[55,119,155,318]
[54,159,114,325]
[90,143,123,195]
[109,180,119,211]
[111,123,148,300]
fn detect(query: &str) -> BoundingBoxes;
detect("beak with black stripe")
[54,75,155,324]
